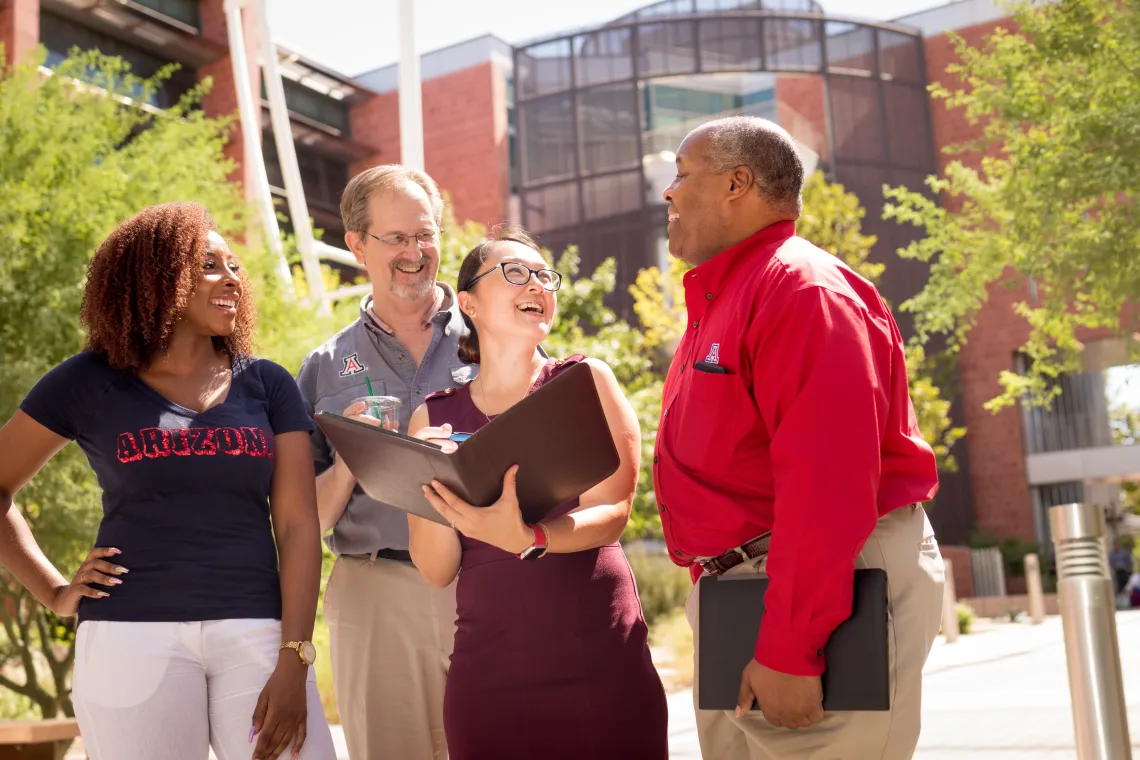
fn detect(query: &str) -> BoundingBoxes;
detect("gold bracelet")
[537,522,550,556]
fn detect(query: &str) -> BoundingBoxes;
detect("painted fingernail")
[735,707,742,718]
[97,592,109,598]
[109,548,121,555]
[108,578,122,585]
[115,567,128,574]
[248,726,255,743]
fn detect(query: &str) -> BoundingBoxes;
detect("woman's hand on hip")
[51,547,126,617]
[251,657,308,760]
[422,465,532,554]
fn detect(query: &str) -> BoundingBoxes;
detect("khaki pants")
[325,554,457,760]
[687,504,945,760]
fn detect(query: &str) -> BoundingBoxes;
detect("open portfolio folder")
[313,361,621,527]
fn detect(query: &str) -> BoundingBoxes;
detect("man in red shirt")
[654,116,946,759]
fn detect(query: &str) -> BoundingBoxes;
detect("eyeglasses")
[467,262,562,292]
[363,229,442,250]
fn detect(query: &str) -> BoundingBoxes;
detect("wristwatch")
[517,523,549,561]
[280,640,317,665]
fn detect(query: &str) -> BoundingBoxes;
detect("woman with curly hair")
[0,203,334,760]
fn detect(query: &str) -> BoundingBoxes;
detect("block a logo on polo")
[705,343,721,365]
[340,353,366,377]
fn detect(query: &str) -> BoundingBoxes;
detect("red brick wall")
[1,0,39,65]
[925,18,1041,541]
[198,0,259,191]
[774,74,829,168]
[348,60,509,228]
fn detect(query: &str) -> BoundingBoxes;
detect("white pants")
[73,618,335,760]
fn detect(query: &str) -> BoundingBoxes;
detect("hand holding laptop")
[736,660,824,729]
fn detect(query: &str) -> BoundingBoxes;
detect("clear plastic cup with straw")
[351,376,401,431]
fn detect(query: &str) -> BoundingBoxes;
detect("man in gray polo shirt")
[296,165,473,760]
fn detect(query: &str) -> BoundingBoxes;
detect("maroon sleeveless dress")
[425,355,669,759]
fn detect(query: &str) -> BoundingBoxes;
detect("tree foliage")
[0,48,350,717]
[882,0,1140,411]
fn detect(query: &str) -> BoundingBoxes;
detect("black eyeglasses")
[363,229,442,249]
[467,262,562,292]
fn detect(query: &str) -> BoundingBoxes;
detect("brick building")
[3,0,1133,573]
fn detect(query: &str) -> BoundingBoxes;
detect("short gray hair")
[702,116,804,216]
[340,164,444,234]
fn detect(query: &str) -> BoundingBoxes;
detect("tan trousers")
[325,555,457,760]
[687,504,945,760]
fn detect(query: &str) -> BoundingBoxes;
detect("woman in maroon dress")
[405,225,668,759]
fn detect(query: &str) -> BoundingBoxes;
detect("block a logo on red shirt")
[705,343,721,364]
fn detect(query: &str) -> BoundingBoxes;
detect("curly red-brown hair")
[80,202,256,372]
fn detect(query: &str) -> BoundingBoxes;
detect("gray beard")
[390,275,434,301]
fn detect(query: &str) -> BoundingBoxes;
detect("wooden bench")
[0,719,81,760]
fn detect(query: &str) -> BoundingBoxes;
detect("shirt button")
[706,293,713,300]
[692,320,699,329]
[680,364,685,372]
[416,388,423,394]
[659,503,666,513]
[398,354,406,361]
[673,549,683,557]
[653,455,659,464]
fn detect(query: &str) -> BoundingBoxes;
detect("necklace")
[473,360,546,423]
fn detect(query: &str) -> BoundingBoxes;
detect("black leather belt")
[698,504,920,576]
[344,549,413,563]
[699,532,772,576]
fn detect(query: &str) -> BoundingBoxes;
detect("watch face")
[300,641,317,664]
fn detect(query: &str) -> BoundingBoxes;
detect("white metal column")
[397,0,424,170]
[226,0,426,307]
[222,0,294,299]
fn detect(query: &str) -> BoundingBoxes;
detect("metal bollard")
[941,557,959,642]
[1049,502,1133,760]
[1025,553,1046,625]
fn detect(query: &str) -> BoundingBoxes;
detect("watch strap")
[517,523,548,560]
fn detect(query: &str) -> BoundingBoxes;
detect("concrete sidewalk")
[665,610,1140,760]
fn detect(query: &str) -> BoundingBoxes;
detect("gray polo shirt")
[296,286,476,556]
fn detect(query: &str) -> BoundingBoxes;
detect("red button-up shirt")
[653,221,938,677]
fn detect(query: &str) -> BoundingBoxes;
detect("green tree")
[0,48,348,718]
[882,0,1140,411]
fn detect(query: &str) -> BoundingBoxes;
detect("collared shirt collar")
[360,284,461,336]
[684,220,797,299]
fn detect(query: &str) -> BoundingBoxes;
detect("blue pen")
[449,433,473,443]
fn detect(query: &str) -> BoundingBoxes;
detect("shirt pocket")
[671,368,756,469]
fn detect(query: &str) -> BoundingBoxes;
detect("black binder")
[697,568,890,712]
[313,361,621,527]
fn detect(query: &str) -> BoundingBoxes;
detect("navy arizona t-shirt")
[19,351,313,623]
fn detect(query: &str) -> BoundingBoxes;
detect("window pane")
[516,39,573,99]
[638,21,697,78]
[575,28,634,87]
[579,83,640,175]
[521,93,576,184]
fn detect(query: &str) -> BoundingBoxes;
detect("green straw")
[364,375,374,396]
